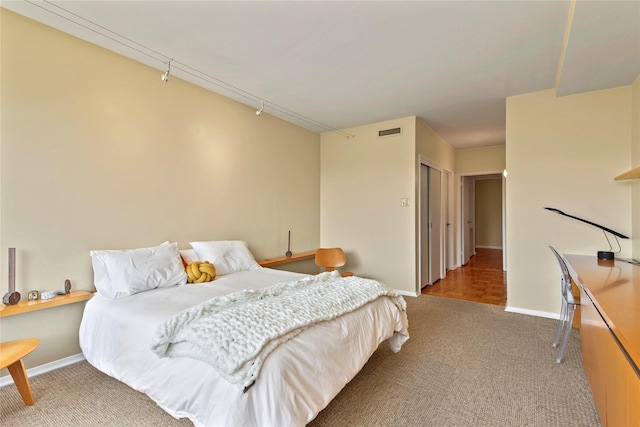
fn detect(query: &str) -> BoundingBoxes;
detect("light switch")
[401,198,409,207]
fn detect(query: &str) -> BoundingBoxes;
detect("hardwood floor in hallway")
[421,248,506,306]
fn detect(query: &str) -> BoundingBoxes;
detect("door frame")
[458,171,506,271]
[460,175,475,265]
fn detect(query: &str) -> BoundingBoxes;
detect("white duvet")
[79,268,409,427]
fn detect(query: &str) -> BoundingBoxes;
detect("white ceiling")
[3,1,639,149]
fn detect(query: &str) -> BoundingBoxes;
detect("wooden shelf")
[257,250,316,267]
[0,290,92,318]
[615,165,640,180]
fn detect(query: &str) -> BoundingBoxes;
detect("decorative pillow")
[189,240,260,275]
[186,261,216,283]
[90,242,187,299]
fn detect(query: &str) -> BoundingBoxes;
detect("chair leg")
[6,359,35,405]
[552,300,567,348]
[556,304,575,364]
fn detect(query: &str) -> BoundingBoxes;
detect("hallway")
[421,248,506,306]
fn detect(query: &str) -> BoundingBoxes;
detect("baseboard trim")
[504,305,559,320]
[1,353,85,388]
[475,245,503,250]
[396,289,419,297]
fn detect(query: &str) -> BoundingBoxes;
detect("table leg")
[7,359,35,405]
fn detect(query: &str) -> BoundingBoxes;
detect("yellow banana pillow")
[186,261,216,283]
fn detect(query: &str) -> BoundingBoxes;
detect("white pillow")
[179,249,199,264]
[90,242,187,299]
[189,240,260,275]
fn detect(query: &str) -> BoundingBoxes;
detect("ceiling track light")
[256,101,265,116]
[161,60,172,82]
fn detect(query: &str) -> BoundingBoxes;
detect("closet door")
[420,163,442,287]
[420,164,430,288]
[429,168,442,283]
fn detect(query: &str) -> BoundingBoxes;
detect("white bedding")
[79,268,409,427]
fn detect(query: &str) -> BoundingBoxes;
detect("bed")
[79,241,409,426]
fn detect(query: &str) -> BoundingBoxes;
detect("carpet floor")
[0,295,601,426]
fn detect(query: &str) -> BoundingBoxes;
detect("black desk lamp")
[544,207,629,260]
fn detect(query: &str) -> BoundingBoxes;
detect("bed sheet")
[79,268,408,426]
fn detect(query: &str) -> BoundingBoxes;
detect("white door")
[462,176,475,265]
[420,164,430,288]
[429,168,442,283]
[444,170,453,272]
[420,163,442,287]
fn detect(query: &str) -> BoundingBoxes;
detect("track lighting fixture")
[256,101,264,116]
[161,60,172,82]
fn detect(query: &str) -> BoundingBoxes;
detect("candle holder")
[285,231,292,258]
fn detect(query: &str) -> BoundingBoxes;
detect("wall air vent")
[378,126,402,138]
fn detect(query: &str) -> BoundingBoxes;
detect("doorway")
[459,173,505,271]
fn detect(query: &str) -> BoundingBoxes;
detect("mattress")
[79,267,408,426]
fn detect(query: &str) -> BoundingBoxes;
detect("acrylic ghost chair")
[549,246,580,363]
[315,248,354,277]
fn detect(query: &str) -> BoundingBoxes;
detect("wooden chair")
[315,248,353,277]
[0,338,39,405]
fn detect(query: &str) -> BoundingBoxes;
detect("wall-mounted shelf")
[0,290,92,317]
[615,165,640,180]
[257,250,316,267]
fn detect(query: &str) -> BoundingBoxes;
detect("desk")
[564,255,640,427]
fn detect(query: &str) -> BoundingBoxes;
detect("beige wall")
[320,117,456,295]
[455,145,506,175]
[0,10,321,368]
[475,178,503,248]
[506,87,632,315]
[415,118,456,172]
[632,75,640,258]
[320,117,418,293]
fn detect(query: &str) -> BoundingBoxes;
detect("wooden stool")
[315,248,354,277]
[0,338,39,405]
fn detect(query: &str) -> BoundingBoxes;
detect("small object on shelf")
[57,279,72,295]
[2,248,20,306]
[40,291,56,300]
[27,290,39,301]
[285,230,292,258]
[3,292,21,305]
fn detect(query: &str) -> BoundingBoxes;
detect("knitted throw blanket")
[150,271,407,392]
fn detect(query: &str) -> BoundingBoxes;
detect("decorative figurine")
[2,248,20,306]
[57,279,72,295]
